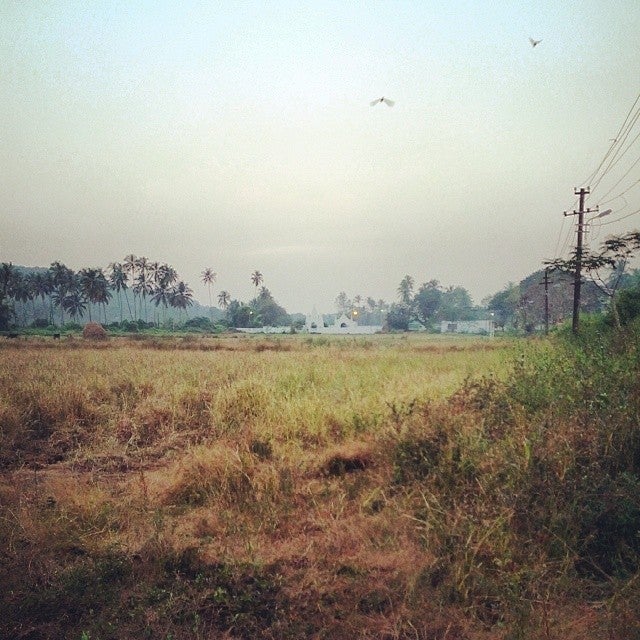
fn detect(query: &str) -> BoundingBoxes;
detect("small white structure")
[304,309,382,335]
[334,313,357,329]
[304,307,325,332]
[236,326,291,334]
[440,320,494,335]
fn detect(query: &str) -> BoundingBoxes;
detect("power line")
[551,94,640,264]
[553,215,568,256]
[554,193,581,257]
[573,90,640,246]
[590,111,640,196]
[598,206,640,226]
[596,153,640,204]
[591,119,640,194]
[559,207,579,256]
[584,90,640,190]
[600,177,640,206]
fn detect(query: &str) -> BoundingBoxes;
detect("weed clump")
[321,441,376,476]
[162,445,253,507]
[249,437,273,459]
[392,427,447,484]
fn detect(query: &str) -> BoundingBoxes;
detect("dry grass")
[0,332,636,639]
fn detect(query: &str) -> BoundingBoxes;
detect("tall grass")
[1,330,637,638]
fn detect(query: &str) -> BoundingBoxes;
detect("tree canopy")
[387,277,478,330]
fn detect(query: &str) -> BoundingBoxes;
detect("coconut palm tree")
[0,263,15,330]
[108,262,132,323]
[133,257,151,321]
[169,281,194,321]
[31,272,53,323]
[123,254,138,320]
[92,270,112,324]
[0,263,17,323]
[148,261,162,285]
[133,271,153,323]
[23,272,39,323]
[150,282,172,325]
[217,290,230,309]
[49,262,75,326]
[148,264,177,324]
[397,275,415,305]
[11,273,31,326]
[157,264,178,288]
[62,287,87,322]
[41,271,55,325]
[250,270,264,289]
[201,268,217,321]
[0,263,14,299]
[79,268,103,322]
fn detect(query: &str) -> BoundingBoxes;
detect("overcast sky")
[2,1,639,314]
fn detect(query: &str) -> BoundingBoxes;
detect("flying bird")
[370,97,395,107]
[529,37,542,47]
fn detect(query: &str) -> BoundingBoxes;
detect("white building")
[235,326,291,334]
[304,309,382,335]
[440,320,494,335]
[304,307,325,332]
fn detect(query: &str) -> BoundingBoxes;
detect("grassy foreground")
[0,331,638,639]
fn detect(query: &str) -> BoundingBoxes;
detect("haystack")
[82,322,108,340]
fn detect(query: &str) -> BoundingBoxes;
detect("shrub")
[162,445,253,507]
[184,316,213,330]
[320,441,375,476]
[614,284,640,325]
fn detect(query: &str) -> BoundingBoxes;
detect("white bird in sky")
[529,37,542,47]
[370,97,395,107]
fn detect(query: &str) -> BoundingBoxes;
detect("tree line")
[377,271,612,334]
[373,238,640,334]
[0,259,296,332]
[0,256,196,330]
[4,230,640,333]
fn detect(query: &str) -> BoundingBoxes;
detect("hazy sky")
[2,1,639,314]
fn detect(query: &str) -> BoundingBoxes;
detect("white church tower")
[304,307,324,332]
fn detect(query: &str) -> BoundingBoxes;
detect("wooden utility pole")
[540,268,550,335]
[564,187,594,334]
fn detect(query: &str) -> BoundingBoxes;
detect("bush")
[614,284,640,325]
[184,316,213,330]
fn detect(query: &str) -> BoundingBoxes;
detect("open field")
[1,332,638,639]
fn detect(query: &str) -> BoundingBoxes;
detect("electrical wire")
[552,93,640,262]
[582,91,640,189]
[599,178,640,206]
[598,206,640,226]
[552,193,581,258]
[596,154,640,204]
[590,108,640,195]
[553,214,568,256]
[559,215,577,257]
[588,213,609,243]
[569,90,640,248]
[591,120,640,194]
